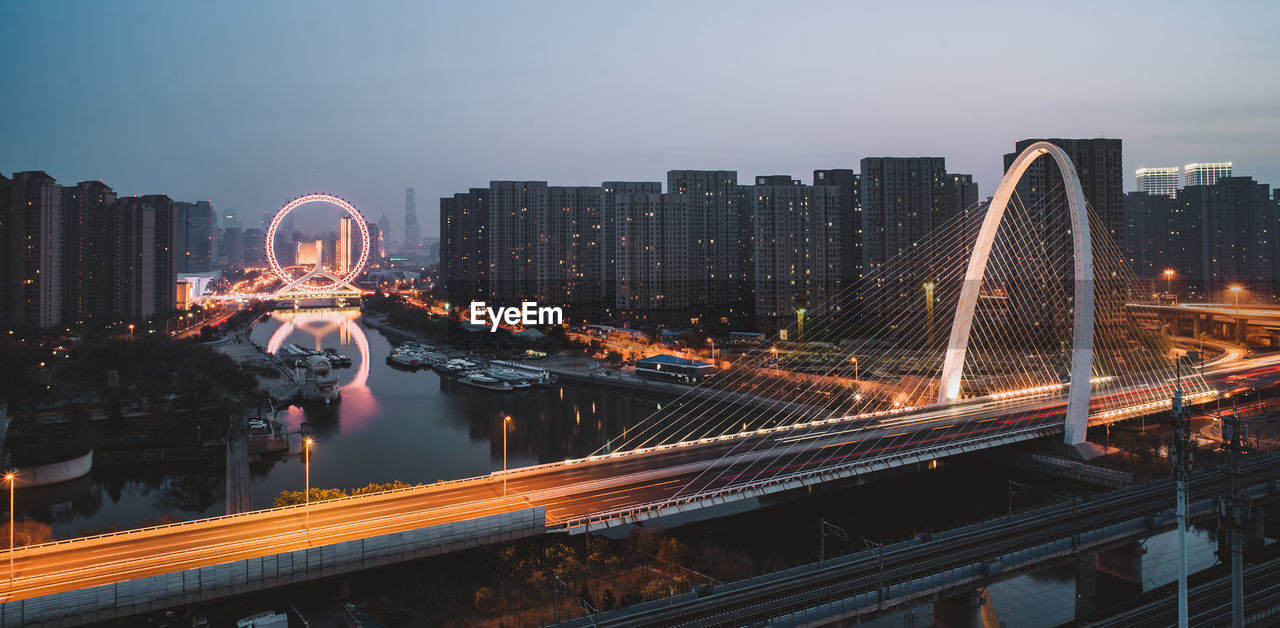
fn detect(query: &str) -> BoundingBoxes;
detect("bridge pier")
[1237,317,1250,344]
[1074,542,1145,621]
[933,587,999,628]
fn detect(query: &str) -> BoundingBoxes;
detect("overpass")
[1131,301,1280,347]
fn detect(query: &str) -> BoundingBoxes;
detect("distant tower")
[404,187,420,248]
[378,212,392,247]
[336,216,354,275]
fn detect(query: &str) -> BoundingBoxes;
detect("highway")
[2,346,1277,605]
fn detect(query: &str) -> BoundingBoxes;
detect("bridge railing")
[554,423,1063,530]
[7,471,504,555]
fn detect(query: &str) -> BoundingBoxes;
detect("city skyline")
[3,1,1278,243]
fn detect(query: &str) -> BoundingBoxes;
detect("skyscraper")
[1003,138,1124,248]
[1136,167,1179,197]
[1123,191,1179,281]
[1185,162,1233,187]
[602,181,662,315]
[175,200,214,273]
[2,171,62,330]
[859,157,960,273]
[404,187,420,248]
[61,180,117,324]
[296,240,323,267]
[541,186,602,315]
[440,188,489,306]
[1178,176,1273,300]
[139,194,178,319]
[667,170,744,320]
[488,181,547,305]
[614,192,689,322]
[814,169,860,310]
[336,216,354,275]
[751,177,841,329]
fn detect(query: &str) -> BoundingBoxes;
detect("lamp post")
[503,414,514,496]
[128,323,135,339]
[303,437,314,530]
[1164,269,1175,295]
[5,471,14,583]
[850,355,858,384]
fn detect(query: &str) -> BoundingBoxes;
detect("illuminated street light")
[1230,284,1243,319]
[1163,269,1175,295]
[502,414,512,496]
[6,471,15,583]
[128,323,135,339]
[303,437,314,530]
[850,355,858,385]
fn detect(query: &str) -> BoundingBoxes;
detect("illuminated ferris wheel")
[265,194,370,295]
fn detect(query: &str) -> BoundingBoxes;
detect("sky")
[2,1,1278,241]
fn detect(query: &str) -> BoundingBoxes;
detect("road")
[1,346,1276,605]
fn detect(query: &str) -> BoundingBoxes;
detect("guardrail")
[554,423,1061,530]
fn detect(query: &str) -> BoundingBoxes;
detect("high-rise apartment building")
[488,181,547,305]
[439,188,490,307]
[1136,167,1179,198]
[667,170,744,319]
[1178,176,1273,300]
[860,158,972,273]
[61,180,118,324]
[751,177,841,329]
[1003,138,1124,249]
[139,194,177,319]
[602,181,662,315]
[541,186,601,315]
[1185,162,1232,187]
[404,187,420,248]
[614,192,689,322]
[814,169,860,309]
[336,216,354,275]
[2,171,63,330]
[1123,191,1179,281]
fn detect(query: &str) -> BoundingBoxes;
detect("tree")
[0,520,53,549]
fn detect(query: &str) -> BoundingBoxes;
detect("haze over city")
[8,2,1280,625]
[3,0,1278,241]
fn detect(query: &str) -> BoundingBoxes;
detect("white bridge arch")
[937,141,1095,445]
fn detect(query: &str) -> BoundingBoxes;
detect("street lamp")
[128,323,135,339]
[850,355,858,384]
[5,471,15,583]
[1230,285,1243,316]
[1164,269,1175,295]
[502,414,512,496]
[303,437,314,530]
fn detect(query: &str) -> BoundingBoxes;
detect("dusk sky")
[3,1,1277,241]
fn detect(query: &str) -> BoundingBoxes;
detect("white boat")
[490,360,556,386]
[387,351,421,369]
[458,371,513,391]
[435,358,476,374]
[485,368,532,389]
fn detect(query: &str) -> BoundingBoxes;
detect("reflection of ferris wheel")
[266,194,370,293]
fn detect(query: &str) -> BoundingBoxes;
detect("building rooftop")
[636,354,712,368]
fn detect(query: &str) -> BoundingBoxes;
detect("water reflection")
[267,309,377,433]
